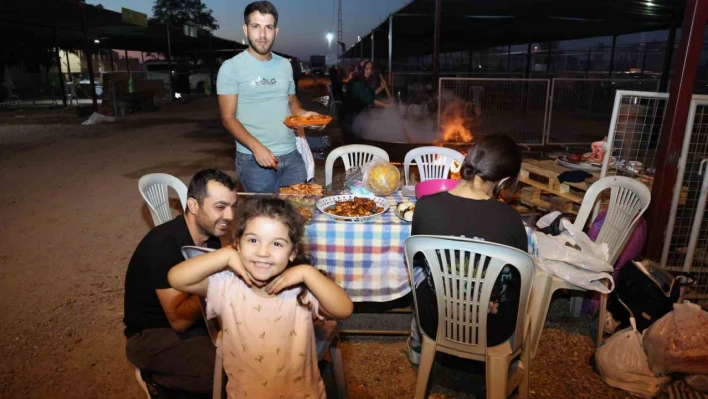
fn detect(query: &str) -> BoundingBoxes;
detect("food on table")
[397,201,415,222]
[566,153,583,163]
[364,163,401,196]
[283,114,333,128]
[279,183,324,196]
[295,206,313,223]
[326,197,383,217]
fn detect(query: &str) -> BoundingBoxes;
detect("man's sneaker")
[407,336,421,365]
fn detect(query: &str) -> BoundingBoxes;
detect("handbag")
[608,259,694,332]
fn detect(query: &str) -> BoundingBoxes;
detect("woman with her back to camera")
[406,134,528,364]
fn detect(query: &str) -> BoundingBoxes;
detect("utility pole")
[337,0,343,59]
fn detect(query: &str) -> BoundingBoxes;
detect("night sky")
[88,0,410,59]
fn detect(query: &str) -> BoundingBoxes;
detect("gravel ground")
[0,85,635,398]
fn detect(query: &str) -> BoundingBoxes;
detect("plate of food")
[395,201,415,222]
[283,114,333,129]
[316,195,389,223]
[279,183,324,196]
[556,153,616,171]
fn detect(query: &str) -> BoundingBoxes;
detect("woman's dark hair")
[244,1,278,26]
[461,134,522,198]
[232,197,314,308]
[352,59,374,87]
[187,169,238,206]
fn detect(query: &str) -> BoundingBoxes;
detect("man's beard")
[248,35,274,56]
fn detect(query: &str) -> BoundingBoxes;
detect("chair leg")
[570,296,583,318]
[486,351,511,399]
[596,292,608,347]
[213,348,223,399]
[329,336,349,399]
[517,333,532,399]
[527,272,554,360]
[134,368,151,399]
[414,335,436,399]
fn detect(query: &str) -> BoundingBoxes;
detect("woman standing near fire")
[338,59,392,144]
[407,134,528,367]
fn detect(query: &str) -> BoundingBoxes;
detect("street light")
[326,32,334,47]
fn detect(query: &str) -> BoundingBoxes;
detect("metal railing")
[437,78,550,145]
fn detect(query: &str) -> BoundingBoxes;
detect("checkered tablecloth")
[306,193,414,302]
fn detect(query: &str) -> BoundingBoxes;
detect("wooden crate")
[520,159,688,207]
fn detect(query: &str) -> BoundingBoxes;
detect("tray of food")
[279,183,324,196]
[283,114,333,128]
[557,153,616,172]
[395,201,415,222]
[316,195,389,223]
[278,183,324,224]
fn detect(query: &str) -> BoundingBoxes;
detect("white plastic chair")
[570,176,651,342]
[404,236,534,399]
[527,176,651,356]
[404,146,465,185]
[327,83,342,116]
[325,144,389,187]
[181,246,349,399]
[138,173,188,227]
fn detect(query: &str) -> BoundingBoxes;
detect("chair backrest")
[403,146,465,184]
[181,245,220,346]
[573,176,651,265]
[324,144,389,186]
[404,235,535,359]
[138,173,188,227]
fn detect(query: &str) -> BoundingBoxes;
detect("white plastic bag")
[644,302,708,375]
[294,135,315,182]
[82,112,115,125]
[535,219,612,273]
[595,318,670,397]
[686,375,708,392]
[535,259,615,293]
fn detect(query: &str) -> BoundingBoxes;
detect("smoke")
[353,88,475,144]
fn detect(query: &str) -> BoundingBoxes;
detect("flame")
[437,99,473,143]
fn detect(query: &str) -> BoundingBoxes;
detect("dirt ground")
[0,87,632,398]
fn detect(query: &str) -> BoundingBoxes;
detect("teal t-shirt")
[217,51,296,156]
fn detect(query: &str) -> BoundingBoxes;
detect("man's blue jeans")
[235,149,307,193]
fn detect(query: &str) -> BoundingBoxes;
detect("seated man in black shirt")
[123,169,238,395]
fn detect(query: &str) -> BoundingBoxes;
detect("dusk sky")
[87,0,411,59]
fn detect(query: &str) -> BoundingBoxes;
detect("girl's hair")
[461,134,522,198]
[232,197,313,309]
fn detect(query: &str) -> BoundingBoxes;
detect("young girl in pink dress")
[169,197,353,399]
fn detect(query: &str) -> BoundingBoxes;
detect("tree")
[151,0,219,31]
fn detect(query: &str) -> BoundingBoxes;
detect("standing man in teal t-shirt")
[217,1,322,193]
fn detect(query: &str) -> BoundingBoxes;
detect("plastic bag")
[294,135,315,182]
[535,220,613,273]
[595,318,670,398]
[361,158,400,196]
[82,112,115,125]
[644,302,708,375]
[686,375,708,392]
[535,259,615,293]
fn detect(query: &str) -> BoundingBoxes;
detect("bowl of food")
[363,162,401,196]
[316,195,389,223]
[415,179,459,199]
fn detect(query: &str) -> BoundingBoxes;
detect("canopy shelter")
[344,0,685,64]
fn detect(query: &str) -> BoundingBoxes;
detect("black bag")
[608,259,694,332]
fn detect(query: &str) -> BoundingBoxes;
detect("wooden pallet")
[519,159,599,205]
[520,159,688,207]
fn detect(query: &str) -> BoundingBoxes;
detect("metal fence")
[438,78,550,145]
[547,79,661,144]
[661,97,708,305]
[601,90,669,188]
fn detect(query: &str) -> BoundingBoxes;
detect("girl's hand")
[226,246,256,287]
[264,265,312,295]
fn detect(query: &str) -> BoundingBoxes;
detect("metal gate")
[661,96,708,305]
